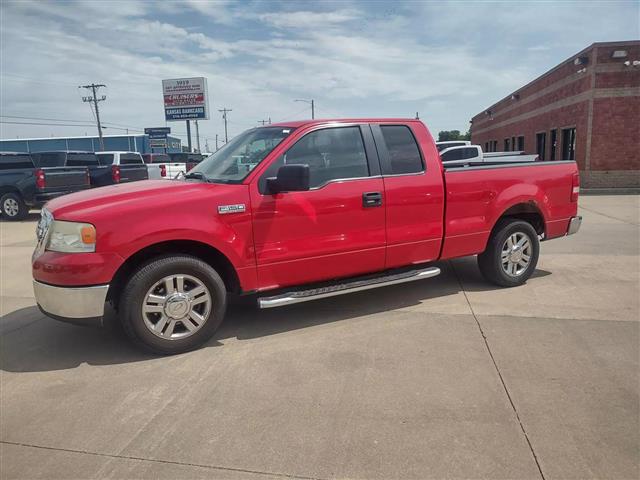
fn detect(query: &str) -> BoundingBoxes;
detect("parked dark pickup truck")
[31,151,148,187]
[0,152,90,220]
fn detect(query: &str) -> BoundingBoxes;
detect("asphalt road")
[1,195,638,480]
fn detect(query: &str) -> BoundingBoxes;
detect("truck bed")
[441,160,578,259]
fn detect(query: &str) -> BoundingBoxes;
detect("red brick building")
[470,41,640,188]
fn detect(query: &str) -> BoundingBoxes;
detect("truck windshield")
[189,127,295,183]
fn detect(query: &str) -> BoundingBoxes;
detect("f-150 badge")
[218,204,246,214]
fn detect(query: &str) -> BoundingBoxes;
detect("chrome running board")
[258,266,441,309]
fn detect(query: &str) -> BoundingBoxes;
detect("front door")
[250,125,386,290]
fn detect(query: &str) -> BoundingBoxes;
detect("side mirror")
[267,164,310,194]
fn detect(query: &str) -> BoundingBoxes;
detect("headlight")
[46,220,96,253]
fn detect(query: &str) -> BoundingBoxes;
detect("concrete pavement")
[1,196,638,479]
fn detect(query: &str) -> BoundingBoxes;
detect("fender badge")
[218,204,246,215]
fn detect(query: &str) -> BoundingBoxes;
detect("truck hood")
[46,180,244,221]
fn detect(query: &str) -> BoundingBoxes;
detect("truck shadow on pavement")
[0,258,551,373]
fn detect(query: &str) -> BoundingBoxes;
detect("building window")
[511,136,516,151]
[504,138,510,151]
[561,128,576,160]
[550,129,557,161]
[517,136,525,151]
[536,132,546,161]
[491,140,497,152]
[485,142,489,152]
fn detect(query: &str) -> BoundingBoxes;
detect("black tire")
[119,254,227,355]
[477,218,539,287]
[1,193,28,221]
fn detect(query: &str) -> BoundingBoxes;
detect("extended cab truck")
[32,119,581,354]
[0,152,90,220]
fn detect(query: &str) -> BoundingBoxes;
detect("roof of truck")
[267,118,421,128]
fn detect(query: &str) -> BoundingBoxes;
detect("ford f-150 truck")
[32,119,581,354]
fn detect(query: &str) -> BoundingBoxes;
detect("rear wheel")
[477,219,539,287]
[119,255,227,355]
[1,193,28,221]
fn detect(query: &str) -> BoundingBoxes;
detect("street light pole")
[294,99,315,119]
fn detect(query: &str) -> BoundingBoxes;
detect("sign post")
[162,77,209,153]
[145,127,171,153]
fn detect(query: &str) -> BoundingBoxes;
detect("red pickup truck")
[32,119,581,354]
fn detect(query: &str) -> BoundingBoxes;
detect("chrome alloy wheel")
[501,232,532,277]
[3,198,19,217]
[142,274,212,340]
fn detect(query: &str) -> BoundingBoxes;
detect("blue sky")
[1,0,638,148]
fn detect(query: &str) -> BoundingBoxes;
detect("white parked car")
[439,145,539,166]
[435,140,471,152]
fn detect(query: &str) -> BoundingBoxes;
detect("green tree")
[438,130,471,141]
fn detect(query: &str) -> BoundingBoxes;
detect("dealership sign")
[162,77,210,121]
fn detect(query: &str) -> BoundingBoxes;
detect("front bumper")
[567,215,582,235]
[33,280,109,324]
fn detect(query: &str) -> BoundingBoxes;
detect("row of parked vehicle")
[0,150,205,220]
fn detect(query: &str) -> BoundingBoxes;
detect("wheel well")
[0,187,21,197]
[108,240,241,305]
[497,203,545,236]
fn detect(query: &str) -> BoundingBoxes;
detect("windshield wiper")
[184,171,208,181]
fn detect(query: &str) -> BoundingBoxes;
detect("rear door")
[371,123,444,268]
[250,124,386,289]
[118,153,149,182]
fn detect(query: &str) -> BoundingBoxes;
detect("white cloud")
[1,0,638,143]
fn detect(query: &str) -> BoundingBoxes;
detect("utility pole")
[294,99,314,119]
[186,120,192,152]
[215,134,219,151]
[80,83,106,151]
[415,112,419,119]
[258,119,271,126]
[218,108,232,143]
[195,120,201,153]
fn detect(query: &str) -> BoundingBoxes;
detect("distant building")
[0,134,182,154]
[471,41,640,189]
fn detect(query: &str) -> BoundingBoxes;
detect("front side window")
[260,126,369,192]
[190,127,294,183]
[380,125,423,174]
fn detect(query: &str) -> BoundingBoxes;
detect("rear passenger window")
[0,154,34,170]
[441,148,463,162]
[120,154,143,165]
[461,148,479,160]
[264,127,369,189]
[66,153,98,166]
[380,126,423,174]
[96,154,114,166]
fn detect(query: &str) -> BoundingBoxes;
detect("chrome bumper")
[567,216,582,235]
[33,280,109,321]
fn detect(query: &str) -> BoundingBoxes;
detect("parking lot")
[0,195,638,479]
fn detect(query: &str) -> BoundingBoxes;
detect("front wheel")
[477,219,540,287]
[119,255,227,355]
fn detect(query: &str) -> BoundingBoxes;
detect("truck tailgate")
[441,161,579,259]
[41,167,90,189]
[119,164,148,183]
